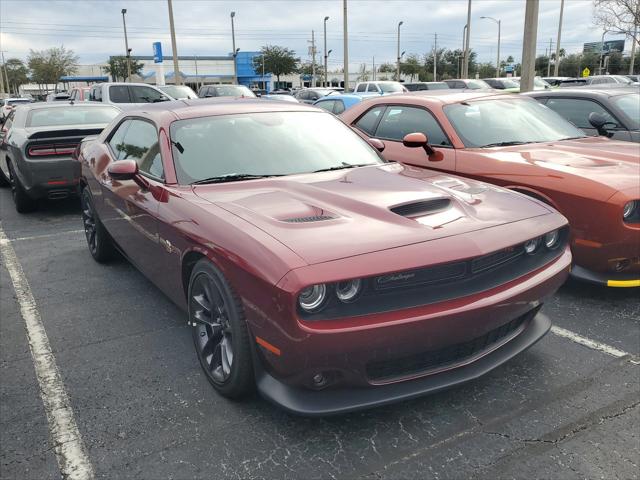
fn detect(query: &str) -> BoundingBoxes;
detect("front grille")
[472,247,523,273]
[366,309,536,382]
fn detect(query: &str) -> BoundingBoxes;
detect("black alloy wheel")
[81,188,114,262]
[8,161,36,213]
[189,259,254,398]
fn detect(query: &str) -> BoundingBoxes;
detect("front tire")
[81,188,115,263]
[188,259,254,399]
[8,162,36,213]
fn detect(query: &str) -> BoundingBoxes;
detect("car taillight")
[28,144,78,157]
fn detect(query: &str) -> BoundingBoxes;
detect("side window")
[456,82,466,89]
[130,86,166,103]
[375,105,451,146]
[118,120,164,179]
[354,106,385,136]
[90,86,102,102]
[109,85,131,103]
[310,92,320,101]
[356,84,367,93]
[545,98,617,129]
[315,100,335,112]
[108,120,132,160]
[333,100,346,115]
[367,83,379,92]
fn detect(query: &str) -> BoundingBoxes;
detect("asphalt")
[0,188,638,480]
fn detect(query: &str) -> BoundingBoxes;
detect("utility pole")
[194,54,199,91]
[520,0,539,93]
[121,9,132,82]
[433,33,437,80]
[547,38,553,76]
[463,0,472,78]
[231,12,238,84]
[372,56,375,81]
[311,30,316,87]
[553,0,564,76]
[323,16,329,87]
[1,52,9,94]
[396,21,403,81]
[0,52,5,95]
[630,0,639,74]
[167,0,181,85]
[599,29,607,74]
[343,0,349,92]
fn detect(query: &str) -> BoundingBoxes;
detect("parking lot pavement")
[1,188,639,480]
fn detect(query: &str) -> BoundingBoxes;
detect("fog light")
[298,284,327,312]
[524,238,539,254]
[335,279,362,302]
[544,230,560,249]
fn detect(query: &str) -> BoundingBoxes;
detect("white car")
[87,82,174,109]
[353,81,408,95]
[1,98,32,122]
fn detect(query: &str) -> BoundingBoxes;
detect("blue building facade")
[235,51,272,92]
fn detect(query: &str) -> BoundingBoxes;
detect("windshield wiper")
[313,163,372,173]
[191,173,284,185]
[480,141,529,148]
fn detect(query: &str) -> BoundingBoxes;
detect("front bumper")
[570,264,640,288]
[256,312,551,416]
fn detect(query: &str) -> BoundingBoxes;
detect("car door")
[544,97,625,138]
[356,104,456,173]
[100,118,165,276]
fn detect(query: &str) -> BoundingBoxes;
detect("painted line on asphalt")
[551,326,640,365]
[0,229,84,244]
[0,226,95,480]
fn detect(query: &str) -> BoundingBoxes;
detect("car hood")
[471,137,640,200]
[193,164,552,265]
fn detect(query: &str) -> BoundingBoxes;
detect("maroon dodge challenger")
[77,98,571,415]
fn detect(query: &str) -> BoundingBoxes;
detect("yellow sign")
[582,67,590,77]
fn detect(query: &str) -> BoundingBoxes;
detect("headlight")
[524,238,539,254]
[335,279,362,303]
[544,230,560,249]
[623,201,637,219]
[298,284,327,312]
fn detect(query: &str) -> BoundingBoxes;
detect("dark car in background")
[403,82,450,91]
[294,88,337,104]
[444,79,492,90]
[525,88,639,142]
[0,102,120,212]
[198,84,256,98]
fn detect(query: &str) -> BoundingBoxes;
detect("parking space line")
[551,326,639,365]
[0,229,84,244]
[0,226,95,480]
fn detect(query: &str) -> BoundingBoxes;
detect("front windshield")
[612,93,640,129]
[379,83,405,93]
[444,98,586,148]
[170,111,383,184]
[467,80,491,89]
[213,85,256,97]
[160,85,198,99]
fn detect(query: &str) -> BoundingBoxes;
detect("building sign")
[583,40,625,54]
[152,42,163,63]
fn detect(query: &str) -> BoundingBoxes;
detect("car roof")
[525,87,637,99]
[353,91,516,106]
[316,94,362,101]
[124,97,321,120]
[16,102,120,111]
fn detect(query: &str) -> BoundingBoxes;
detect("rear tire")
[188,259,254,399]
[81,187,115,263]
[8,162,36,213]
[0,162,9,187]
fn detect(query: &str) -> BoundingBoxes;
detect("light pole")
[553,0,565,76]
[121,9,132,82]
[396,21,403,81]
[343,0,349,91]
[461,24,467,78]
[231,12,238,84]
[463,0,472,78]
[481,16,501,78]
[326,49,333,86]
[323,16,330,87]
[167,0,181,85]
[599,29,608,74]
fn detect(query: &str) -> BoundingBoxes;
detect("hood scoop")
[390,199,451,218]
[283,215,335,223]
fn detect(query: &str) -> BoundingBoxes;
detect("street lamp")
[326,49,333,86]
[121,9,132,82]
[481,16,501,78]
[231,12,237,84]
[323,16,329,87]
[396,21,403,81]
[599,29,609,75]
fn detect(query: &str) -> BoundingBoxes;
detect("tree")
[253,45,299,83]
[357,63,369,82]
[378,63,395,73]
[4,58,29,94]
[28,46,78,89]
[400,54,422,81]
[103,56,144,82]
[594,0,640,43]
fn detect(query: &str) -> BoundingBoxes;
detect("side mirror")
[588,112,616,136]
[402,132,436,156]
[368,138,385,152]
[108,160,138,181]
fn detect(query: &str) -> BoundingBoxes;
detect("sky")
[0,0,631,71]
